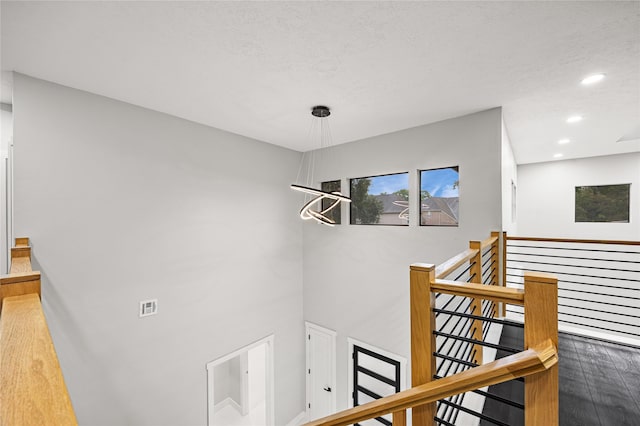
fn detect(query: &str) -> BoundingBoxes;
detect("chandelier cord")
[290,105,351,226]
[294,116,318,202]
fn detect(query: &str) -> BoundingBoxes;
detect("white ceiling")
[1,1,639,164]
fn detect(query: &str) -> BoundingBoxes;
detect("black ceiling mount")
[311,105,331,118]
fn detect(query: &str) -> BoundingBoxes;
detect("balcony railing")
[505,236,640,345]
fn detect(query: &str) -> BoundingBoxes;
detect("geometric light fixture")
[290,106,351,226]
[392,200,410,221]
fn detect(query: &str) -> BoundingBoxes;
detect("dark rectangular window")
[321,180,342,225]
[420,166,459,226]
[350,173,409,225]
[575,184,630,223]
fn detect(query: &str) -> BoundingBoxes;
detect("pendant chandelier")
[290,106,351,226]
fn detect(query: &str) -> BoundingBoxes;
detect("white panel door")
[306,323,336,421]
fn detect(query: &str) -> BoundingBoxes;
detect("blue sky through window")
[367,173,408,195]
[421,167,459,197]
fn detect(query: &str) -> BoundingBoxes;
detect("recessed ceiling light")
[567,115,583,123]
[558,138,570,144]
[553,153,563,158]
[581,73,606,85]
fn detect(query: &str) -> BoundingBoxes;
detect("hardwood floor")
[480,327,640,426]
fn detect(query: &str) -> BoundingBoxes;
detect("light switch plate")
[139,299,158,317]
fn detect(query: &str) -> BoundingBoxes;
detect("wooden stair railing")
[411,266,558,426]
[0,238,77,426]
[306,232,558,426]
[305,341,557,426]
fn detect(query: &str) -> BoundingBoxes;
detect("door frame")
[305,322,337,420]
[206,334,275,426]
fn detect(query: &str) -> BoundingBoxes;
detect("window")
[321,180,342,225]
[575,184,630,223]
[420,166,459,226]
[350,173,409,225]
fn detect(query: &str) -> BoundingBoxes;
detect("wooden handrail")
[434,249,478,279]
[432,279,525,305]
[507,236,640,246]
[434,236,498,280]
[480,235,498,250]
[0,237,77,426]
[305,342,557,426]
[1,294,78,425]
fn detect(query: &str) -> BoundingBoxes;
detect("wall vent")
[139,299,158,317]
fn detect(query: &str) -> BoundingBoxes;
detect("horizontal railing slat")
[507,236,640,246]
[432,279,525,305]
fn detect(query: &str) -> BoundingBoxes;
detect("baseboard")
[558,324,640,348]
[285,411,307,426]
[213,397,243,414]
[505,312,640,348]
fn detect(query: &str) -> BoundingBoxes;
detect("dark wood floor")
[480,327,640,426]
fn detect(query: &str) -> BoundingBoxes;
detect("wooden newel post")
[392,410,407,426]
[524,272,559,426]
[410,263,436,426]
[469,241,484,365]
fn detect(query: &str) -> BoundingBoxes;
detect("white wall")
[213,361,231,405]
[517,152,640,240]
[228,356,243,406]
[302,108,503,411]
[501,118,517,235]
[12,74,305,426]
[213,356,243,408]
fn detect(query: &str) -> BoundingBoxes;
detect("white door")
[306,322,336,421]
[239,351,249,416]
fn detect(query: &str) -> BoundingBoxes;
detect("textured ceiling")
[1,1,639,164]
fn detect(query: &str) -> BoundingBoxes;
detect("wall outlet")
[139,299,158,317]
